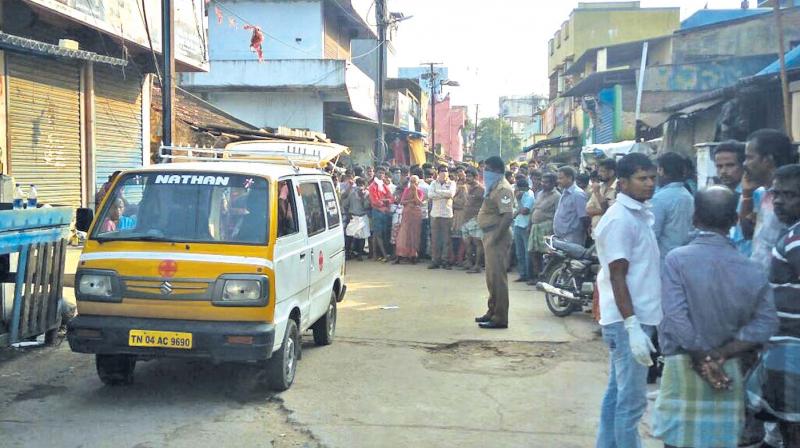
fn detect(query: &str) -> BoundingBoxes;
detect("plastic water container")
[27,184,37,209]
[13,184,24,210]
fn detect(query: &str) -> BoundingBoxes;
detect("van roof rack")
[158,140,348,169]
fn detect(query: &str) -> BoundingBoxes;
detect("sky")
[389,0,747,118]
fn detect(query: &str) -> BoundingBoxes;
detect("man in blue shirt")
[553,166,589,246]
[713,140,749,255]
[512,178,535,282]
[652,152,694,261]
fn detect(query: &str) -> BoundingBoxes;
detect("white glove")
[624,315,656,367]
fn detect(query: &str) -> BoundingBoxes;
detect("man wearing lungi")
[654,186,778,448]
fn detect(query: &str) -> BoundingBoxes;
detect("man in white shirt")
[594,153,661,448]
[428,165,457,269]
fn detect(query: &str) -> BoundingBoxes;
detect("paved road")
[0,261,659,447]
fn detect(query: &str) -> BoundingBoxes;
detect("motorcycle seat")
[552,238,596,261]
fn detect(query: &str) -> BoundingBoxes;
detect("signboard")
[395,92,412,130]
[26,0,208,71]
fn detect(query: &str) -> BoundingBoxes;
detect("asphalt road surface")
[0,261,660,448]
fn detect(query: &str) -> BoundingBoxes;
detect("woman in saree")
[394,175,424,264]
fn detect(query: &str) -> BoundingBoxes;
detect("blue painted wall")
[208,0,323,61]
[644,55,777,91]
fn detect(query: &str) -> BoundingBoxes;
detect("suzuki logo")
[160,281,174,296]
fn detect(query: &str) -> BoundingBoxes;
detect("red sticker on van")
[159,260,178,278]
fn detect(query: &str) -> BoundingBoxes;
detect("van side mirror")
[76,208,94,232]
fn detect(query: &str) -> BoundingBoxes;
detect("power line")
[213,0,321,58]
[351,40,385,60]
[138,0,163,86]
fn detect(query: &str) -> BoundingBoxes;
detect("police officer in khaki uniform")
[474,156,515,329]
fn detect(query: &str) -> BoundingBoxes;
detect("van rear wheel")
[312,292,337,346]
[265,319,300,391]
[96,354,136,386]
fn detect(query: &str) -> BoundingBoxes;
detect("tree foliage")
[474,118,521,162]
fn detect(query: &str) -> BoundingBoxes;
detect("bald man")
[653,186,777,448]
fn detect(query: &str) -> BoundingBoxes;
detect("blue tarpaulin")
[756,45,800,76]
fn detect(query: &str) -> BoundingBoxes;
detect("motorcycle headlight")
[213,275,268,307]
[76,270,121,302]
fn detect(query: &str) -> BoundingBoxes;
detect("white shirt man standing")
[594,153,662,448]
[428,165,457,269]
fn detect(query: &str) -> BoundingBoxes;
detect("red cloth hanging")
[243,25,265,62]
[214,5,223,24]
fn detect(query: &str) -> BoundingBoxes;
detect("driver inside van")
[235,190,268,243]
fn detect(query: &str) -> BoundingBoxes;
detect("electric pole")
[473,104,479,155]
[421,62,442,157]
[499,113,503,160]
[161,0,175,159]
[375,0,387,164]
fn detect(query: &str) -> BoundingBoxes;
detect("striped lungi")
[652,355,744,448]
[527,220,553,253]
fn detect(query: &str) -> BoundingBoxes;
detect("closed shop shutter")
[594,88,615,144]
[7,53,82,207]
[93,65,143,192]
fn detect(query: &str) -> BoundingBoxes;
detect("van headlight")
[213,275,268,307]
[76,270,121,302]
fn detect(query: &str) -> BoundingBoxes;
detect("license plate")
[129,330,193,349]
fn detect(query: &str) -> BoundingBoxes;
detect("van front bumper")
[67,315,275,363]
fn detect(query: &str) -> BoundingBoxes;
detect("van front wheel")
[96,354,136,386]
[265,319,300,391]
[312,292,337,346]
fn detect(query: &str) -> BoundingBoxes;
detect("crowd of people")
[591,129,798,448]
[335,127,800,448]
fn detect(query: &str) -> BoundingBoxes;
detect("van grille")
[121,277,214,300]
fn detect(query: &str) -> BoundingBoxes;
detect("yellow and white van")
[68,141,347,390]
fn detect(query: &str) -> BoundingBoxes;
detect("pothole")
[422,340,606,376]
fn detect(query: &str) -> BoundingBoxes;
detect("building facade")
[182,0,377,134]
[499,95,548,147]
[541,1,680,156]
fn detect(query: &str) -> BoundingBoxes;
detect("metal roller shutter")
[595,88,615,144]
[7,54,82,207]
[93,65,143,192]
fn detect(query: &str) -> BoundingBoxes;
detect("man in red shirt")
[369,166,394,261]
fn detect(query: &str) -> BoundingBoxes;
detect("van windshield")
[91,172,269,245]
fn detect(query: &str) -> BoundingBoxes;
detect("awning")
[661,88,731,113]
[0,31,127,66]
[523,136,577,153]
[561,68,636,97]
[638,112,671,128]
[328,113,426,138]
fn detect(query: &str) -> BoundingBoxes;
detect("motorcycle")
[536,235,599,317]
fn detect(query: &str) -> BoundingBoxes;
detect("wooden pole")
[774,2,793,138]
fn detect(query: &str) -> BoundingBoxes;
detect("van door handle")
[299,253,306,260]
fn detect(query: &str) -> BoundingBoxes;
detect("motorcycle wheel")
[543,263,577,317]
